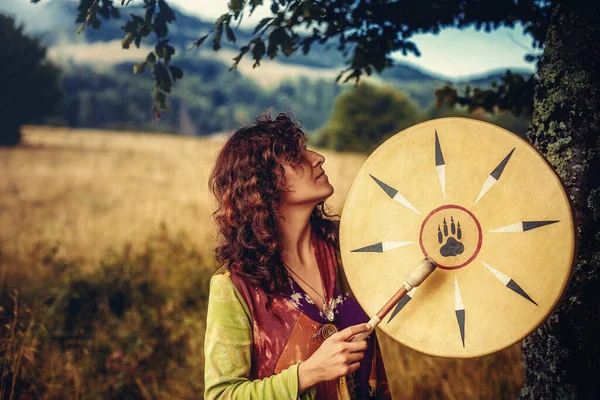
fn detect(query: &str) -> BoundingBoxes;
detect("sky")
[168,0,538,79]
[2,0,538,79]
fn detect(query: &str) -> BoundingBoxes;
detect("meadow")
[0,126,523,399]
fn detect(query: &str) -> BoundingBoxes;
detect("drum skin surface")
[340,117,576,358]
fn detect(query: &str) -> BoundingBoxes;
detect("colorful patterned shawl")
[228,226,391,399]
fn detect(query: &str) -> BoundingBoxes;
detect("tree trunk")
[520,1,600,398]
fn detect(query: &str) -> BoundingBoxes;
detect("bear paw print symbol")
[438,216,464,257]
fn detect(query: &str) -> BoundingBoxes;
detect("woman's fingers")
[300,322,371,384]
[346,350,365,363]
[345,340,368,352]
[348,361,361,374]
[336,323,371,341]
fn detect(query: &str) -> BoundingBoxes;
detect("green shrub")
[0,223,216,399]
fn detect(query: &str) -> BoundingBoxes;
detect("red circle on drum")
[419,204,483,270]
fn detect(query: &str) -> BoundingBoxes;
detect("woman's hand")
[297,323,371,392]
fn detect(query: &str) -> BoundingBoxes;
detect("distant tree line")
[54,59,345,136]
[54,61,532,152]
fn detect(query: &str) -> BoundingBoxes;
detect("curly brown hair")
[209,112,340,297]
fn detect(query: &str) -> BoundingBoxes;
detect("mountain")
[1,0,532,136]
[458,68,536,86]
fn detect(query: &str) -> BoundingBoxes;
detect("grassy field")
[0,126,523,399]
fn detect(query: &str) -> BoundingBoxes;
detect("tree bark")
[520,1,600,398]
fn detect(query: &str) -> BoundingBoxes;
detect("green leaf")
[251,0,264,14]
[169,66,183,81]
[122,33,135,49]
[131,14,145,24]
[158,0,176,22]
[229,0,244,14]
[213,14,229,51]
[267,27,289,58]
[251,38,266,67]
[144,7,154,24]
[154,19,168,37]
[156,91,167,108]
[91,18,101,30]
[301,38,312,55]
[231,45,250,71]
[225,23,237,43]
[133,60,146,74]
[192,33,210,48]
[146,52,157,67]
[155,40,175,64]
[152,105,161,121]
[122,19,140,34]
[253,17,273,35]
[154,0,176,38]
[153,63,172,93]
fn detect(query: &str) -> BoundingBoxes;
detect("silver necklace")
[285,266,336,322]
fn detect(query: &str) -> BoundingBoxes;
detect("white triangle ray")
[436,165,446,198]
[481,261,511,285]
[454,277,464,311]
[473,175,498,206]
[392,192,421,214]
[489,222,524,233]
[381,241,414,252]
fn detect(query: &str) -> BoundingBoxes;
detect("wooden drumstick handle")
[351,257,437,342]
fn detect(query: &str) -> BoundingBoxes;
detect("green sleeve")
[204,273,317,400]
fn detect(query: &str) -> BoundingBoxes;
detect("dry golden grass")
[1,126,219,271]
[0,126,524,399]
[0,126,360,270]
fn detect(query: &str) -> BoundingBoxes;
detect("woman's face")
[281,147,334,206]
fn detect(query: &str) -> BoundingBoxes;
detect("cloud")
[48,39,152,69]
[0,0,73,34]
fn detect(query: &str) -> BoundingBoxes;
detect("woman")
[205,112,391,399]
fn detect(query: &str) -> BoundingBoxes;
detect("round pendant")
[321,323,338,339]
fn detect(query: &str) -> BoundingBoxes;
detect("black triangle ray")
[455,310,466,347]
[522,220,560,231]
[490,147,515,180]
[455,309,466,347]
[351,242,384,253]
[387,296,412,323]
[369,174,398,198]
[435,130,445,166]
[506,280,538,306]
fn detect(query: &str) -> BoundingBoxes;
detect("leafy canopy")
[209,0,552,83]
[63,0,555,116]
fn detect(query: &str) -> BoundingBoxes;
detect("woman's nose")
[311,151,325,167]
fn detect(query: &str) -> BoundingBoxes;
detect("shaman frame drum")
[339,117,576,358]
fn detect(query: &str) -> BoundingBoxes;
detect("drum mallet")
[351,257,437,341]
